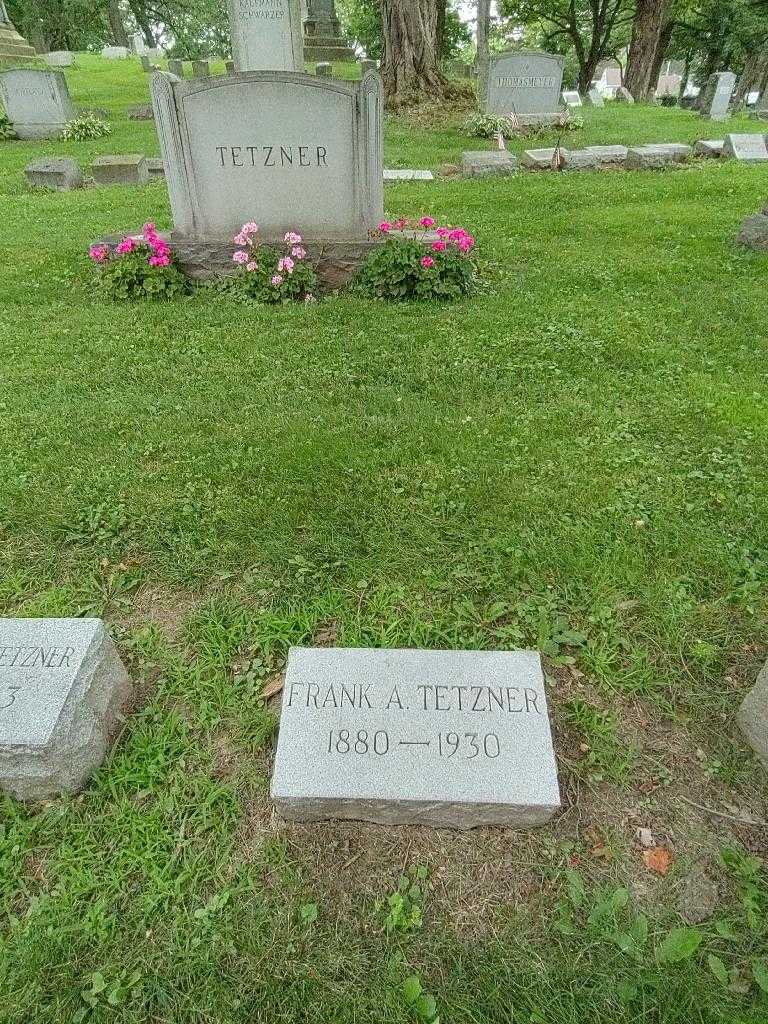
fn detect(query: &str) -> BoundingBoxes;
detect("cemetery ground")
[1,55,768,1023]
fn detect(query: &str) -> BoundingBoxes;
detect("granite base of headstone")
[271,647,561,829]
[146,157,165,178]
[25,157,83,190]
[693,139,724,158]
[0,68,75,140]
[625,143,691,169]
[92,155,149,186]
[0,618,132,801]
[723,133,768,161]
[737,206,768,249]
[737,659,768,769]
[462,150,518,177]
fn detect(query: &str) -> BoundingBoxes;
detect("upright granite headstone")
[303,0,355,63]
[168,58,184,77]
[0,618,132,801]
[227,0,303,72]
[0,68,74,139]
[271,647,561,829]
[562,90,582,107]
[192,59,210,78]
[703,71,735,121]
[485,50,565,118]
[151,69,384,240]
[45,51,74,67]
[614,86,634,103]
[586,88,604,107]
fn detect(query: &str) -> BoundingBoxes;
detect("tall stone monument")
[303,0,355,63]
[701,71,736,121]
[151,69,383,239]
[0,3,38,65]
[484,50,565,124]
[227,0,303,72]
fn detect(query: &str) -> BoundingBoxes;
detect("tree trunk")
[436,0,446,60]
[625,0,670,100]
[694,48,722,110]
[107,0,129,47]
[577,50,603,94]
[379,0,449,105]
[127,0,155,46]
[734,48,768,107]
[648,14,674,96]
[476,0,492,103]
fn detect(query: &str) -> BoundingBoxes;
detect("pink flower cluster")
[89,223,174,268]
[231,224,308,281]
[378,216,476,264]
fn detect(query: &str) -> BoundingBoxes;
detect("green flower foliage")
[62,113,112,141]
[463,110,584,139]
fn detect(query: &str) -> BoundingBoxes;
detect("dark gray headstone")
[702,72,736,121]
[168,59,184,78]
[192,59,210,79]
[614,86,634,103]
[316,61,332,77]
[485,50,565,116]
[92,154,150,186]
[0,619,132,801]
[271,647,560,829]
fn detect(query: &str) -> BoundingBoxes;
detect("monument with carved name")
[484,50,565,125]
[303,0,355,64]
[0,2,38,65]
[227,0,303,72]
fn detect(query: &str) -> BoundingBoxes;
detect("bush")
[88,224,187,300]
[62,113,111,141]
[463,110,583,139]
[217,223,318,304]
[0,111,16,140]
[353,217,478,301]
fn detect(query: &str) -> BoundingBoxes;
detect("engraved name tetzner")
[215,144,329,168]
[286,681,543,713]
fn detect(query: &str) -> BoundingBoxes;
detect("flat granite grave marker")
[0,68,75,140]
[723,133,768,161]
[25,157,83,190]
[92,154,150,185]
[227,0,303,72]
[485,50,564,119]
[0,618,132,800]
[693,138,724,158]
[461,150,518,177]
[151,69,383,240]
[45,51,74,67]
[271,647,561,829]
[562,89,582,107]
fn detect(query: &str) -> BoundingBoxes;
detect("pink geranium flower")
[378,221,392,232]
[278,257,295,275]
[148,254,170,268]
[421,256,435,269]
[246,261,258,272]
[89,244,109,263]
[419,216,436,228]
[431,240,446,252]
[291,246,306,260]
[115,237,137,255]
[232,250,250,264]
[271,274,284,286]
[284,231,302,245]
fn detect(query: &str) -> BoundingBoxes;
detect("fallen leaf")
[261,674,285,700]
[643,846,674,875]
[637,827,654,848]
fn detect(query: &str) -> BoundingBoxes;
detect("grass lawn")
[1,55,767,1023]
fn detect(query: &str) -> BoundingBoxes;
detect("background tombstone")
[92,154,150,185]
[25,156,83,190]
[0,68,74,139]
[225,59,235,73]
[316,61,331,76]
[723,132,768,161]
[227,0,303,72]
[484,50,565,120]
[303,0,355,63]
[101,45,129,59]
[614,85,634,103]
[192,59,210,78]
[168,58,184,77]
[703,71,736,120]
[0,618,132,801]
[151,69,383,240]
[271,647,561,829]
[562,89,582,107]
[586,88,604,107]
[141,54,153,72]
[45,51,74,68]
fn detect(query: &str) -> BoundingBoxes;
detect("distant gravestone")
[225,60,235,73]
[316,61,332,76]
[384,168,434,180]
[361,59,377,76]
[192,59,210,78]
[45,51,74,68]
[738,659,768,769]
[0,68,74,140]
[227,0,303,72]
[586,88,604,107]
[151,69,383,240]
[562,90,582,107]
[25,157,83,190]
[146,157,165,178]
[141,54,153,72]
[485,50,565,117]
[461,150,518,177]
[0,619,132,801]
[168,59,184,77]
[271,647,561,829]
[614,86,634,103]
[92,154,150,186]
[703,71,735,121]
[101,45,129,59]
[128,104,154,120]
[723,132,768,161]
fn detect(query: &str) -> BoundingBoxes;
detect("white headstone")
[45,51,74,68]
[562,90,582,107]
[586,88,604,107]
[0,68,75,140]
[271,647,561,829]
[723,133,768,161]
[227,0,303,72]
[704,71,736,121]
[151,70,384,240]
[485,50,565,116]
[0,618,132,800]
[101,45,129,59]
